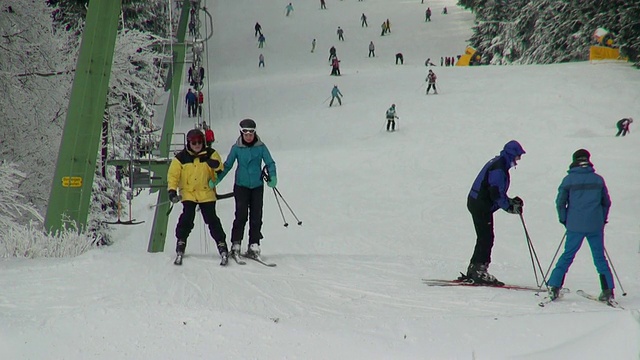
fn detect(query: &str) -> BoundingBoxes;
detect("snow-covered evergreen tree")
[460,0,640,65]
[1,0,172,254]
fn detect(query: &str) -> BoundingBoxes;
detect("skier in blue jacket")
[547,149,614,302]
[329,85,343,106]
[212,119,277,259]
[465,140,526,285]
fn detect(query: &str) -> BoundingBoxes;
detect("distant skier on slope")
[329,85,343,107]
[426,69,438,94]
[615,117,633,136]
[385,104,399,131]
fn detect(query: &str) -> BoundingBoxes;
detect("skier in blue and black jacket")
[547,149,613,302]
[466,140,526,285]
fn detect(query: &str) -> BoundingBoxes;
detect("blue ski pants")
[547,230,614,289]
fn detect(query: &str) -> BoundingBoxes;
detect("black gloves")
[168,189,181,204]
[206,159,220,168]
[507,196,524,214]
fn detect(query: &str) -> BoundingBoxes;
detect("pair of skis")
[230,252,277,267]
[173,252,276,267]
[421,278,542,292]
[423,277,623,309]
[539,290,623,309]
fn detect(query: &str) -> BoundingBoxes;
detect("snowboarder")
[615,117,633,136]
[424,58,435,66]
[442,7,448,14]
[426,69,438,94]
[212,119,277,260]
[381,22,387,36]
[285,2,294,16]
[311,38,316,53]
[254,22,262,37]
[337,26,344,41]
[547,149,614,302]
[258,53,265,68]
[185,88,197,117]
[168,128,228,266]
[258,33,266,48]
[425,8,432,22]
[329,85,343,106]
[361,13,368,27]
[385,104,399,131]
[368,41,375,57]
[466,140,526,285]
[395,52,404,65]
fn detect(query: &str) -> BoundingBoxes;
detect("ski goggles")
[241,128,256,134]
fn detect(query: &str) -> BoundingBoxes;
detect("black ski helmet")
[186,128,204,142]
[239,118,256,129]
[572,149,590,162]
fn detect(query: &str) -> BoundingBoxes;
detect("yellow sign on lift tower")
[61,176,83,188]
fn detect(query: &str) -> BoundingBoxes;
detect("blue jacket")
[217,135,276,189]
[331,86,342,97]
[185,91,197,104]
[468,140,526,212]
[556,165,611,233]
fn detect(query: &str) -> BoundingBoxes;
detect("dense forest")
[458,0,640,66]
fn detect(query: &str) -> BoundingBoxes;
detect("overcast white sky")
[2,0,640,359]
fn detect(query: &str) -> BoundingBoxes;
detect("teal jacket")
[217,135,276,189]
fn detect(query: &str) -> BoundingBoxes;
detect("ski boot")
[245,243,261,260]
[174,251,184,266]
[230,243,241,257]
[220,252,229,266]
[466,263,505,286]
[548,286,560,301]
[598,289,614,302]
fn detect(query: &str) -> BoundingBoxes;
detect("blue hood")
[500,140,526,168]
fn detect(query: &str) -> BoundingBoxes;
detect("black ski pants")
[467,196,495,265]
[231,184,264,246]
[175,201,227,254]
[386,117,396,131]
[329,95,341,106]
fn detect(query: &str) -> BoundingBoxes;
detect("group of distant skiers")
[184,88,205,118]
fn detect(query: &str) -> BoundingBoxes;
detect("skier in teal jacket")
[212,119,277,259]
[547,149,614,302]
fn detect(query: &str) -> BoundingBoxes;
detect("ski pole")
[519,213,547,289]
[272,188,288,227]
[322,96,331,104]
[604,246,627,296]
[273,187,302,225]
[541,233,566,286]
[150,200,172,209]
